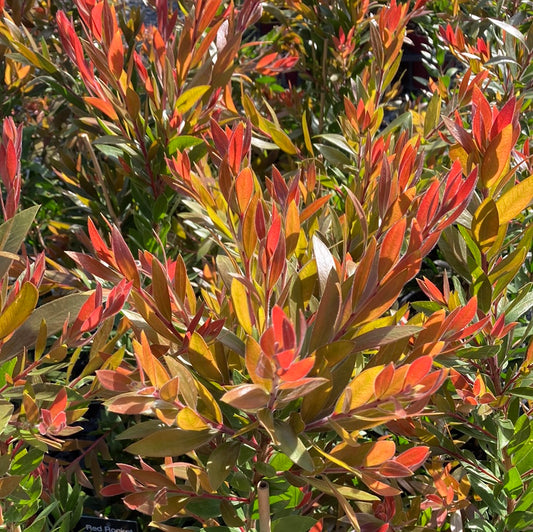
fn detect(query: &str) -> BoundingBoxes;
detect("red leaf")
[309,519,324,532]
[272,166,289,206]
[87,218,114,264]
[100,484,125,497]
[443,296,477,337]
[416,180,440,230]
[442,116,476,153]
[278,357,314,382]
[374,364,394,398]
[379,218,406,276]
[111,226,140,287]
[395,446,429,470]
[266,208,281,258]
[228,122,245,173]
[49,388,68,418]
[404,356,433,387]
[491,97,515,138]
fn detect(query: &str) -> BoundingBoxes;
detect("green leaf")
[0,358,17,388]
[424,92,441,136]
[273,420,314,472]
[207,442,241,490]
[351,326,421,352]
[510,387,533,400]
[125,428,214,457]
[175,85,210,114]
[0,400,13,434]
[503,466,523,498]
[168,136,205,155]
[271,516,316,532]
[456,345,500,359]
[186,498,221,519]
[0,293,91,362]
[0,206,39,278]
[115,420,167,440]
[315,144,352,166]
[488,17,526,44]
[506,511,533,530]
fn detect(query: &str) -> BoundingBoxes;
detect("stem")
[80,134,120,226]
[257,480,271,532]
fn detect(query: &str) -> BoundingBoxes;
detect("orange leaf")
[378,217,406,277]
[279,357,315,382]
[84,97,118,121]
[361,472,402,496]
[97,370,134,392]
[133,332,170,389]
[374,364,394,398]
[363,440,396,467]
[480,123,513,189]
[108,30,124,78]
[235,167,254,213]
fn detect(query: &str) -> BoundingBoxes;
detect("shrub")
[0,0,533,531]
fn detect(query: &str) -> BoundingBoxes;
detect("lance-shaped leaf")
[108,30,124,78]
[0,282,39,341]
[496,174,533,224]
[207,441,241,490]
[188,331,224,383]
[273,420,314,471]
[176,85,210,114]
[231,278,253,335]
[133,332,170,388]
[221,384,270,411]
[0,293,91,362]
[472,198,500,251]
[111,226,140,287]
[125,428,214,457]
[480,124,513,189]
[234,167,254,214]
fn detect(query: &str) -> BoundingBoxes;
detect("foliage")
[0,0,533,531]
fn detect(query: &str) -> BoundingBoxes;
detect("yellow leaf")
[337,365,384,413]
[471,198,500,252]
[176,406,209,431]
[188,332,223,383]
[0,282,38,340]
[496,174,533,224]
[231,278,253,335]
[175,85,210,114]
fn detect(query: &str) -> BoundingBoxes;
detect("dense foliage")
[1,0,533,530]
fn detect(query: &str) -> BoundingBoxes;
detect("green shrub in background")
[0,0,533,531]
